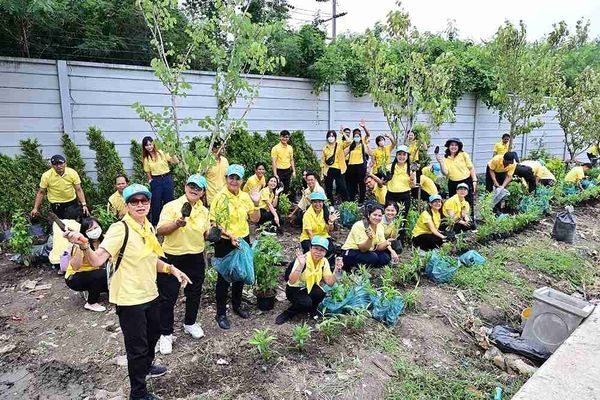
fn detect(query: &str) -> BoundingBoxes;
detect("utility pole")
[332,0,337,39]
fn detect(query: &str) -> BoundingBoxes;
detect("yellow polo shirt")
[49,219,80,264]
[297,183,325,211]
[65,246,98,279]
[101,217,159,306]
[493,141,509,156]
[412,209,441,237]
[539,166,556,181]
[258,187,275,210]
[108,191,126,217]
[209,188,255,239]
[372,144,393,174]
[243,174,266,193]
[443,194,470,221]
[419,175,438,196]
[488,155,516,175]
[271,143,294,169]
[372,184,387,205]
[300,206,329,241]
[589,144,599,156]
[287,254,332,288]
[158,195,209,255]
[342,221,386,251]
[383,218,399,239]
[564,166,585,183]
[205,156,229,204]
[39,167,81,203]
[347,138,368,165]
[409,142,419,161]
[387,164,411,193]
[443,152,473,182]
[143,150,171,176]
[322,140,350,174]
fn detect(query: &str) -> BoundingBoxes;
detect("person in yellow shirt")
[258,176,284,227]
[365,174,387,205]
[289,171,325,225]
[385,145,415,225]
[275,236,343,325]
[587,143,599,167]
[31,154,89,219]
[142,137,179,226]
[108,175,128,218]
[382,201,400,240]
[345,121,372,203]
[209,164,261,330]
[321,129,350,204]
[300,191,338,256]
[442,183,472,232]
[64,217,109,312]
[411,174,439,201]
[370,132,396,177]
[493,134,511,156]
[412,194,446,251]
[341,204,398,271]
[242,162,267,193]
[564,163,592,190]
[513,163,538,192]
[156,174,210,355]
[271,130,296,195]
[64,183,191,400]
[406,130,428,163]
[486,152,517,192]
[205,139,229,204]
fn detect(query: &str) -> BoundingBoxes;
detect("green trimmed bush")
[62,134,98,206]
[87,126,126,202]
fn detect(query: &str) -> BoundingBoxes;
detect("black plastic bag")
[207,226,222,243]
[552,206,576,244]
[489,325,551,365]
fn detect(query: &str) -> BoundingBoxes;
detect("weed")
[343,307,371,330]
[401,287,422,312]
[292,322,312,352]
[248,328,277,361]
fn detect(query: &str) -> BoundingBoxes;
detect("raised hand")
[275,186,284,195]
[295,249,306,266]
[335,256,344,272]
[250,189,261,205]
[329,210,340,223]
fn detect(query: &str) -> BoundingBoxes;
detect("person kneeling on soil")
[288,171,324,225]
[442,183,472,233]
[64,184,191,400]
[341,204,399,271]
[412,195,446,251]
[156,174,210,355]
[64,217,109,312]
[300,191,338,259]
[365,174,387,206]
[257,176,284,228]
[275,236,343,325]
[564,163,593,190]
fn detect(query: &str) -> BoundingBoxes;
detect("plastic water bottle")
[494,387,503,400]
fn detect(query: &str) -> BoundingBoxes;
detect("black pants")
[65,269,108,304]
[285,285,326,315]
[214,236,249,316]
[324,167,348,204]
[485,167,508,193]
[259,209,276,225]
[345,164,367,203]
[117,298,160,399]
[157,252,205,335]
[277,168,292,196]
[540,179,555,187]
[447,177,475,218]
[514,165,536,192]
[342,249,391,271]
[411,187,434,202]
[51,199,81,220]
[412,234,443,251]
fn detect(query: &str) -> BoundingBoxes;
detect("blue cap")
[395,145,410,154]
[123,184,152,202]
[432,163,441,173]
[186,174,207,189]
[311,236,329,250]
[429,194,442,203]
[457,183,469,190]
[309,191,327,201]
[226,164,245,179]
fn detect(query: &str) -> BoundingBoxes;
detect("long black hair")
[79,217,103,250]
[444,140,463,158]
[389,151,411,180]
[349,128,362,152]
[364,203,384,225]
[141,136,156,161]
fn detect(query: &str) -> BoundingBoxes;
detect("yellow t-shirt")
[387,164,411,193]
[321,140,350,174]
[539,166,556,181]
[443,152,473,182]
[300,206,329,241]
[412,209,441,237]
[287,253,332,289]
[372,144,393,174]
[158,195,210,255]
[589,144,599,156]
[39,167,81,203]
[419,175,438,196]
[49,219,80,264]
[143,150,171,176]
[108,191,126,217]
[372,184,387,205]
[297,183,325,211]
[342,221,386,251]
[242,174,266,193]
[65,246,99,279]
[382,218,399,239]
[564,166,585,183]
[347,138,368,165]
[493,141,509,156]
[271,143,294,169]
[209,188,255,238]
[442,194,470,221]
[205,156,229,204]
[258,187,275,210]
[101,217,159,306]
[488,155,516,175]
[409,142,419,161]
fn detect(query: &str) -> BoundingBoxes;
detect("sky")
[286,0,600,42]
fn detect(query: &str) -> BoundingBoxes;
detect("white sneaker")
[159,334,173,355]
[84,303,106,312]
[183,323,205,339]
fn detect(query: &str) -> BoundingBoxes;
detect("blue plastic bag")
[340,208,359,227]
[581,179,596,189]
[211,239,255,285]
[370,293,405,326]
[425,251,460,283]
[563,184,579,195]
[458,250,486,267]
[319,283,372,315]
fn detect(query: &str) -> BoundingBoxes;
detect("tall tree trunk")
[20,19,30,58]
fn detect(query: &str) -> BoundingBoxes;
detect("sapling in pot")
[253,233,284,310]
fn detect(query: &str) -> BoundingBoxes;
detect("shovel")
[45,212,88,244]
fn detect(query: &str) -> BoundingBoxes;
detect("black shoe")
[275,311,293,325]
[215,314,230,330]
[233,307,250,319]
[146,365,167,379]
[130,393,159,400]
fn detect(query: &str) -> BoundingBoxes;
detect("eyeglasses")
[128,197,150,206]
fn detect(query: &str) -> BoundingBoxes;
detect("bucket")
[521,307,531,329]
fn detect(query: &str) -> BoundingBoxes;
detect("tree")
[487,21,559,150]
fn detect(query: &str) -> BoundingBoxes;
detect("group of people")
[28,126,596,400]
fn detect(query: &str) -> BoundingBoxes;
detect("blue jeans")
[342,249,391,271]
[150,174,174,226]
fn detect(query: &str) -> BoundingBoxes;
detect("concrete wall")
[0,56,568,178]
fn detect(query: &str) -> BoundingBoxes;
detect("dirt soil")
[0,201,599,400]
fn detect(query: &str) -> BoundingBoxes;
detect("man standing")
[108,175,129,218]
[271,130,296,196]
[493,134,511,157]
[31,154,89,219]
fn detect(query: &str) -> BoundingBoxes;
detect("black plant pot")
[256,294,276,311]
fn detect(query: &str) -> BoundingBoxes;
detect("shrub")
[62,134,98,206]
[9,210,33,264]
[253,233,284,296]
[87,126,126,202]
[91,204,118,232]
[129,140,147,184]
[277,193,292,215]
[505,180,527,211]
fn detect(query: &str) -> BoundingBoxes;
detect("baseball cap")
[429,194,442,203]
[457,183,469,190]
[309,191,326,201]
[311,236,329,250]
[395,145,410,154]
[123,184,152,202]
[50,154,66,165]
[186,174,207,189]
[226,164,245,179]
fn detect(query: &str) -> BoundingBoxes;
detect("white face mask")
[86,226,102,240]
[327,136,335,144]
[353,136,361,143]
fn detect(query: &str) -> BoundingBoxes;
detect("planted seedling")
[292,322,312,352]
[249,328,277,361]
[344,307,370,330]
[317,316,346,344]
